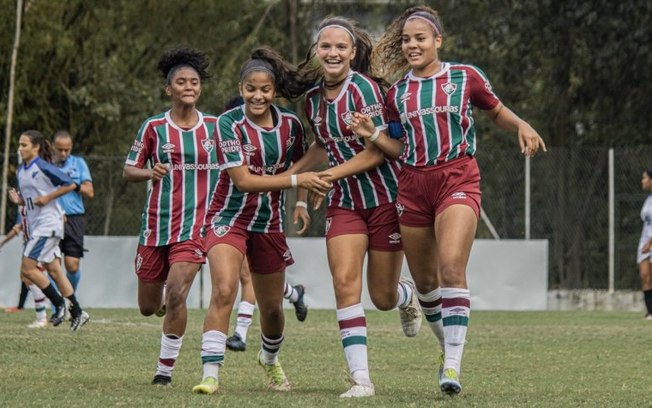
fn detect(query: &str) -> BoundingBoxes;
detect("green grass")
[1,309,651,407]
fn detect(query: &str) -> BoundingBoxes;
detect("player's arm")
[283,142,328,175]
[79,181,94,199]
[349,113,404,159]
[0,223,21,249]
[35,183,77,207]
[122,163,169,183]
[225,165,330,196]
[318,140,385,183]
[484,103,547,157]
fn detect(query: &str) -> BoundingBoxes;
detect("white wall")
[0,237,548,311]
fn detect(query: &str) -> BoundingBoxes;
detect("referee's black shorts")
[60,214,86,258]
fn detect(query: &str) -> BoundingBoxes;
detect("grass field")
[1,308,651,407]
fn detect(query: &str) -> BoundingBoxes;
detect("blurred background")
[1,0,651,291]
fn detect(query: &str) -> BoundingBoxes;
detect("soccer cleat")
[645,314,652,321]
[291,284,308,322]
[155,304,166,317]
[27,319,48,328]
[64,299,72,321]
[152,374,172,386]
[70,311,90,332]
[49,301,66,326]
[257,350,290,391]
[439,368,462,395]
[226,333,246,352]
[437,351,444,378]
[339,383,375,398]
[192,376,219,394]
[398,278,422,337]
[4,306,23,313]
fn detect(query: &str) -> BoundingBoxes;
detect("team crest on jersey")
[325,217,332,234]
[395,202,405,217]
[213,225,231,237]
[282,250,292,261]
[143,229,151,239]
[400,92,412,103]
[286,135,296,148]
[340,111,353,125]
[441,82,457,96]
[136,254,143,272]
[243,144,257,156]
[162,143,175,153]
[388,233,402,244]
[201,138,215,153]
[31,171,39,178]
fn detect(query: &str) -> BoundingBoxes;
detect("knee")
[332,274,356,298]
[210,282,238,307]
[369,290,396,311]
[438,262,466,287]
[139,303,158,316]
[165,285,187,309]
[259,304,283,322]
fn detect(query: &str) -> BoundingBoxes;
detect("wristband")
[290,174,298,188]
[295,200,308,209]
[369,127,380,142]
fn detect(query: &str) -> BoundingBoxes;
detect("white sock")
[155,333,183,378]
[337,303,371,386]
[396,280,412,309]
[28,284,47,321]
[441,287,470,374]
[283,283,298,303]
[417,288,445,351]
[260,334,284,365]
[201,330,226,380]
[234,301,255,342]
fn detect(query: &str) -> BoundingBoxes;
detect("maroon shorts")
[204,224,293,275]
[397,155,481,227]
[135,239,205,283]
[325,202,402,251]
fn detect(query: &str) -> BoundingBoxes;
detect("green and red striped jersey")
[304,71,400,210]
[126,110,220,246]
[208,105,306,233]
[386,63,501,167]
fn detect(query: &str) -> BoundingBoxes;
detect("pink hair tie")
[406,13,441,36]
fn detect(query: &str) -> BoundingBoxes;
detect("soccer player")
[351,6,546,395]
[192,47,329,395]
[289,17,422,398]
[637,167,652,320]
[9,130,90,331]
[123,47,219,387]
[52,130,94,292]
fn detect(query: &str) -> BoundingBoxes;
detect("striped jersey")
[17,157,74,240]
[304,70,400,210]
[125,110,220,246]
[386,62,501,167]
[208,104,307,233]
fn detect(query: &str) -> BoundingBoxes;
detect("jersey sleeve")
[352,76,387,130]
[290,116,307,164]
[77,157,92,183]
[468,65,501,111]
[215,113,245,171]
[38,161,74,187]
[125,120,155,168]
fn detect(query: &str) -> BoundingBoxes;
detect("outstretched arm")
[348,112,404,159]
[485,103,547,157]
[122,163,169,183]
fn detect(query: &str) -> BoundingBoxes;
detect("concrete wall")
[0,236,549,311]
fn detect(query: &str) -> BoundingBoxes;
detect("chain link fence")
[4,146,650,290]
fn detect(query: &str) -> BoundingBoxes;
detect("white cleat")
[27,319,48,328]
[339,383,375,398]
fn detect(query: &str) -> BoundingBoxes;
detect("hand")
[518,124,547,157]
[348,112,375,138]
[33,196,50,207]
[297,172,331,196]
[293,205,311,235]
[8,188,22,205]
[309,190,325,210]
[151,162,170,181]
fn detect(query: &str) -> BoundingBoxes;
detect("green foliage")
[1,309,651,406]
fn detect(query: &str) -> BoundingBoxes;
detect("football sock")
[18,282,29,309]
[441,287,471,374]
[41,284,64,309]
[156,333,183,378]
[260,333,284,365]
[337,303,371,386]
[283,283,299,303]
[200,330,226,380]
[66,294,82,318]
[234,301,255,342]
[417,288,445,350]
[28,284,47,321]
[644,289,652,315]
[396,280,413,308]
[67,269,81,291]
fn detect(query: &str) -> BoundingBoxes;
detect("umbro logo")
[451,192,467,200]
[162,143,175,153]
[389,233,401,244]
[313,116,323,127]
[282,250,292,261]
[400,92,412,103]
[243,144,257,156]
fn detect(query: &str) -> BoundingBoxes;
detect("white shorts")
[23,236,62,264]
